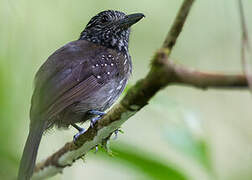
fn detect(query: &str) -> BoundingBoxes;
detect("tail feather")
[18,120,45,180]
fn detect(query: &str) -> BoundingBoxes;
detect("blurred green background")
[1,0,252,179]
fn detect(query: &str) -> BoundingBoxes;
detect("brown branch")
[32,0,247,179]
[164,60,247,89]
[163,0,195,51]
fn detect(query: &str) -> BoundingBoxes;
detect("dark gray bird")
[17,10,144,180]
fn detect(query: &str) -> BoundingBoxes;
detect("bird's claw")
[73,128,86,142]
[90,116,101,128]
[88,110,106,116]
[89,110,106,127]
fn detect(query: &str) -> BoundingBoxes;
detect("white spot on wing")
[119,79,124,84]
[111,38,117,46]
[117,85,122,90]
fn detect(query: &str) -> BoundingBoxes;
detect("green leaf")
[164,126,211,171]
[97,142,187,180]
[151,94,212,172]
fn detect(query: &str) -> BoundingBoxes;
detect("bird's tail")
[17,120,46,180]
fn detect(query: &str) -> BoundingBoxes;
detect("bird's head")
[80,10,144,52]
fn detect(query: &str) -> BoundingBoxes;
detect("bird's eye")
[101,15,110,23]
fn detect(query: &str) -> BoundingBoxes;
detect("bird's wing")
[45,74,102,119]
[30,40,104,120]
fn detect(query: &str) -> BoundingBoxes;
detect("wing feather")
[46,75,102,119]
[30,40,103,120]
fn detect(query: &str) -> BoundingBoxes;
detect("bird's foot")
[73,128,85,141]
[89,110,106,127]
[88,110,106,116]
[72,124,86,142]
[90,116,101,128]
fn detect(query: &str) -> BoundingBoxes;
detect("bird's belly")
[74,77,127,114]
[53,78,127,128]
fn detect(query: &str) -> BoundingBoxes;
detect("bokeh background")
[1,0,252,179]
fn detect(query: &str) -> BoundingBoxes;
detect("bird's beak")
[118,13,145,29]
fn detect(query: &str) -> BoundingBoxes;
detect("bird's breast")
[90,50,131,83]
[77,49,132,112]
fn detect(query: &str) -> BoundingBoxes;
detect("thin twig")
[238,0,252,90]
[163,0,195,52]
